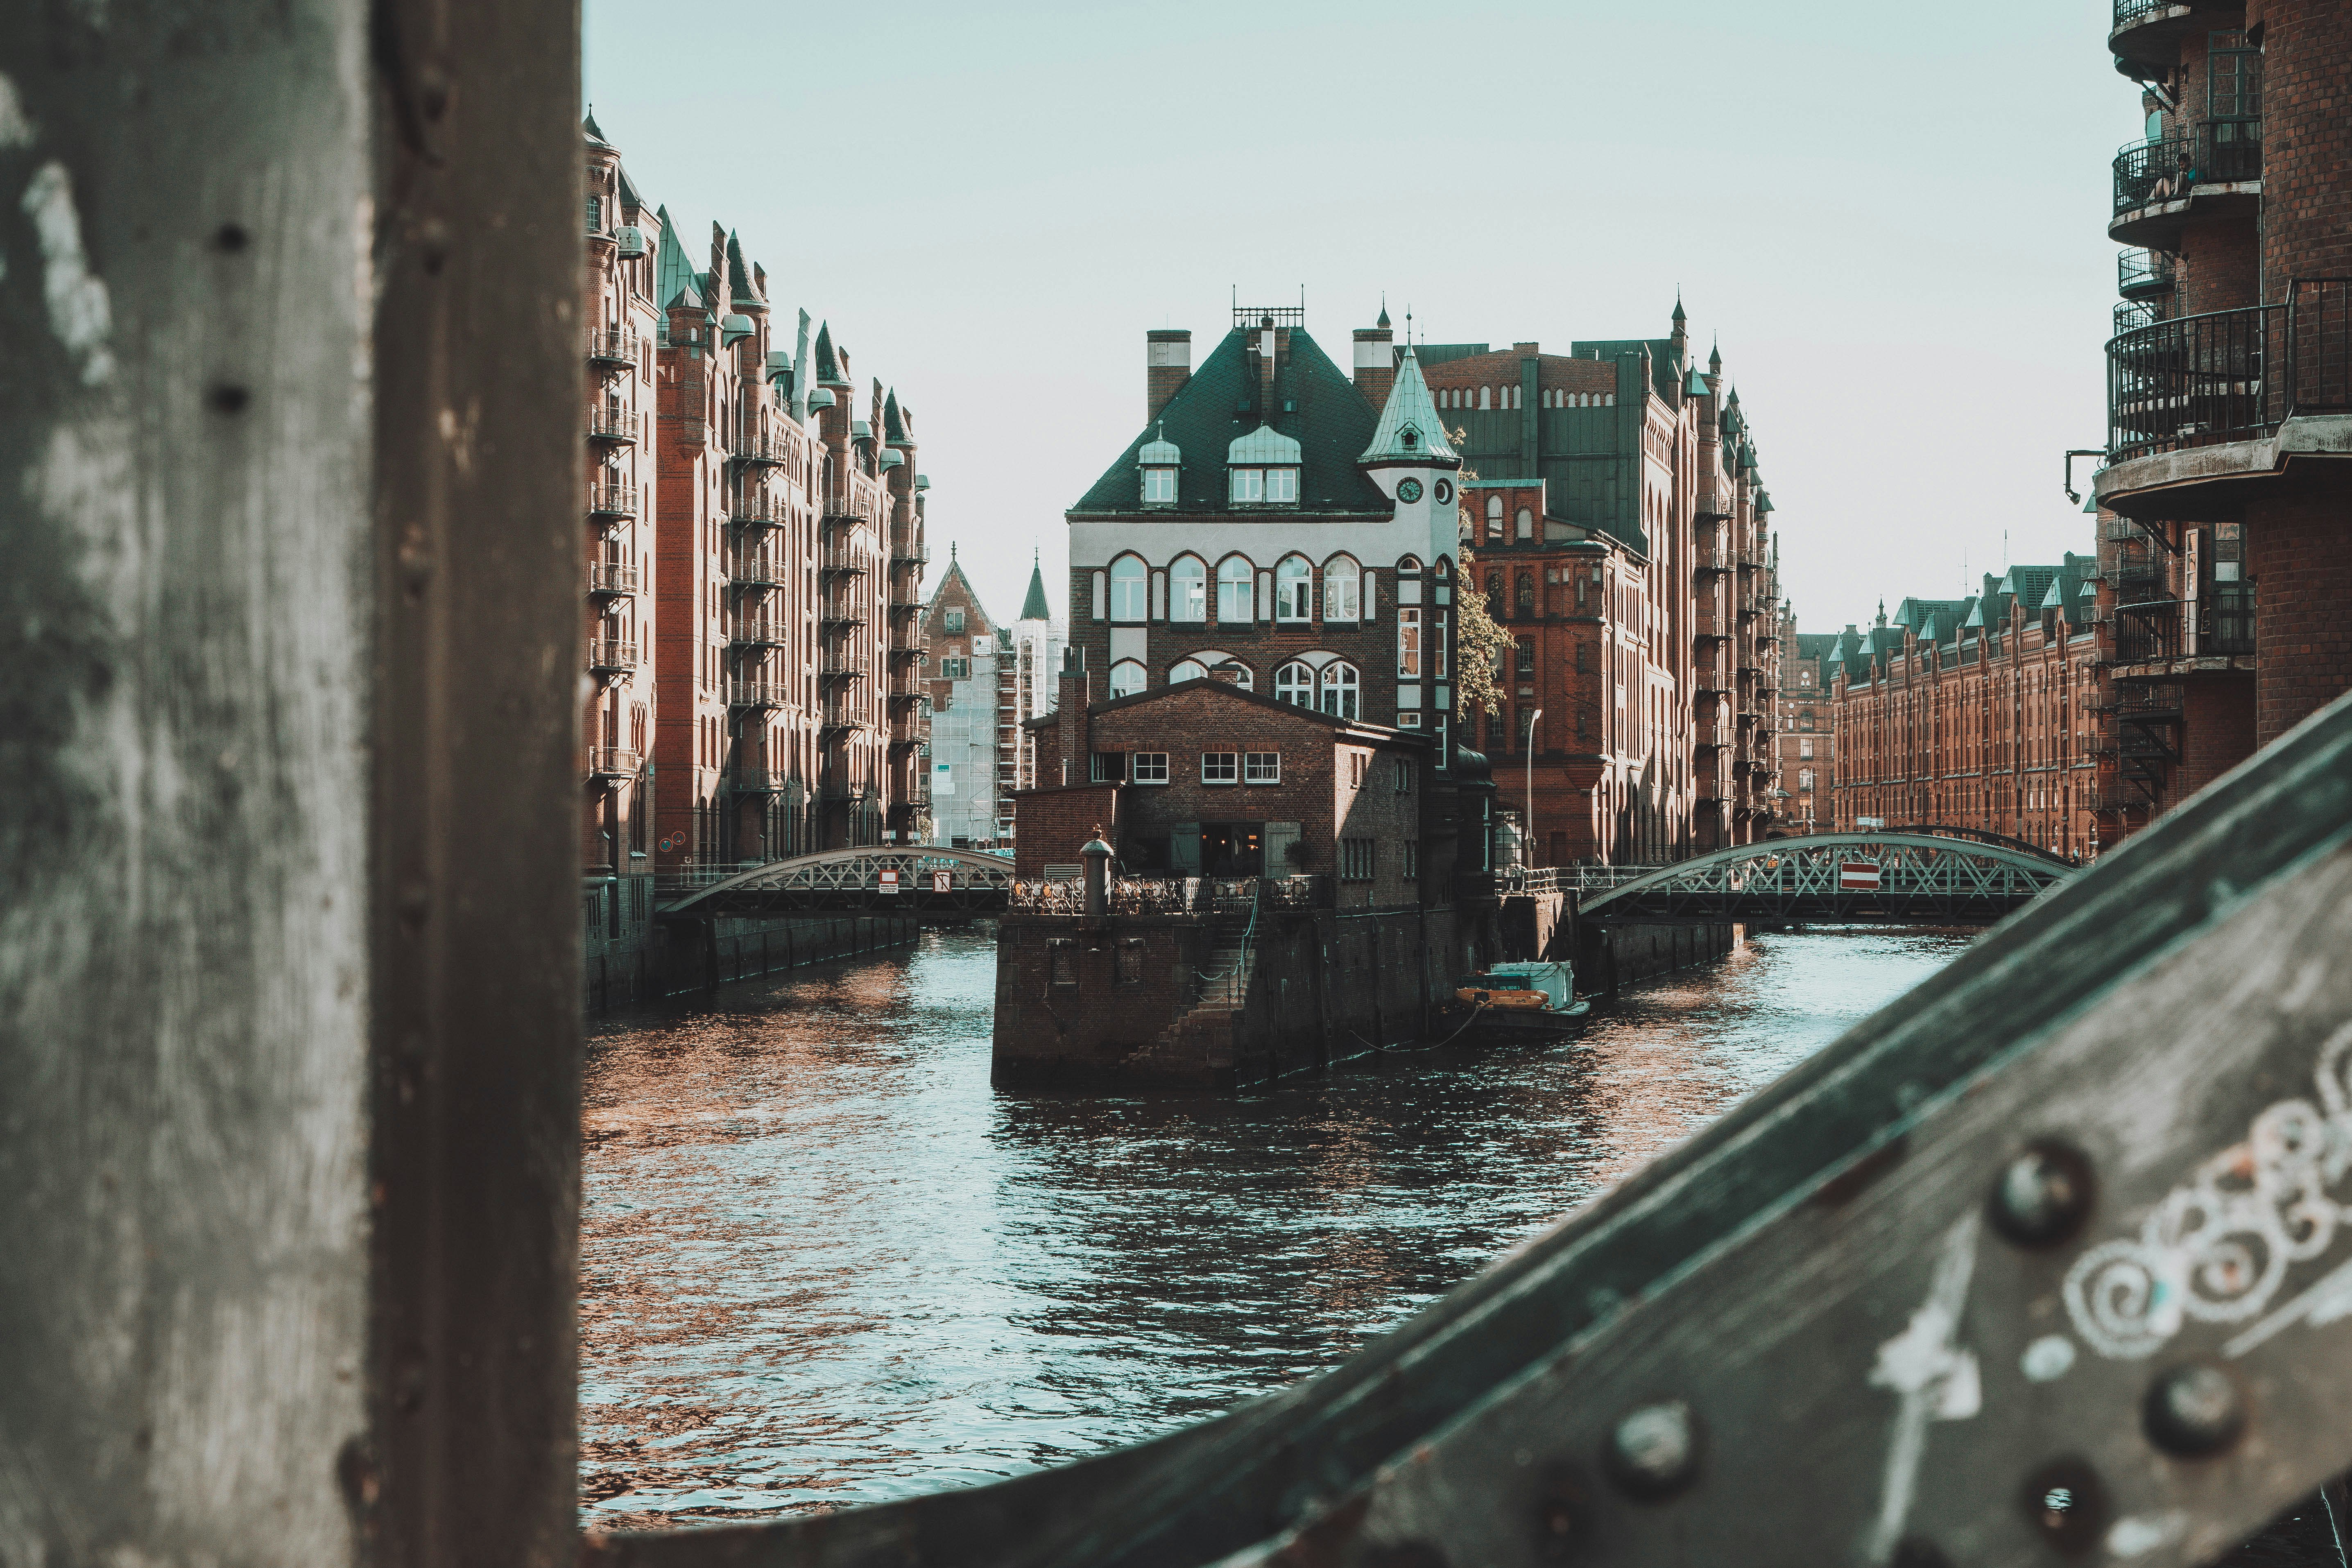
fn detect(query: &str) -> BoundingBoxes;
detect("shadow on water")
[578,920,1974,1527]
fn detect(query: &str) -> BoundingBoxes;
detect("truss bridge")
[660,846,1014,915]
[1580,832,2074,923]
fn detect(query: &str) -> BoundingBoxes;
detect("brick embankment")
[1577,923,1741,993]
[587,911,922,1012]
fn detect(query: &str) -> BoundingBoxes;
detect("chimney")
[1254,317,1278,425]
[1057,647,1094,787]
[1146,330,1191,423]
[1353,305,1396,405]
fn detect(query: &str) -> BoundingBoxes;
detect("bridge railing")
[1006,875,1327,916]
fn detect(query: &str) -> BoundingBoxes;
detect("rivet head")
[1603,1400,1700,1500]
[2144,1361,2244,1456]
[1988,1140,2094,1247]
[2021,1457,2108,1555]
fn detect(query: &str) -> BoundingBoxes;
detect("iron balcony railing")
[585,328,637,366]
[2107,283,2352,459]
[586,562,638,597]
[819,604,867,629]
[729,499,788,528]
[730,619,787,647]
[2287,277,2352,415]
[891,545,930,569]
[585,639,638,674]
[586,483,636,520]
[732,769,789,794]
[2118,247,2175,298]
[821,490,865,520]
[728,560,786,589]
[2113,122,2262,215]
[729,436,789,466]
[585,746,639,778]
[819,550,867,576]
[2113,299,2162,336]
[818,705,866,732]
[819,658,865,680]
[1694,548,1734,574]
[1693,611,1731,641]
[728,681,790,710]
[585,410,636,445]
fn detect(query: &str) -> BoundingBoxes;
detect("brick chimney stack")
[1057,647,1094,787]
[1353,299,1395,406]
[1146,330,1191,423]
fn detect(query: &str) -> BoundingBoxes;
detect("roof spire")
[1021,551,1052,622]
[1671,291,1686,325]
[1376,293,1390,330]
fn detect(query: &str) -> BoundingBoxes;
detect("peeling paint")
[21,161,115,386]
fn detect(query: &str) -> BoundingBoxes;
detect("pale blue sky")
[587,0,2141,636]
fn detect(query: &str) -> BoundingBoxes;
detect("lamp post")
[1524,708,1543,868]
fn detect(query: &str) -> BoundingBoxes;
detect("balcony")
[2110,123,2261,246]
[729,681,790,710]
[586,328,638,368]
[818,704,867,734]
[585,746,640,780]
[820,604,867,630]
[586,562,638,599]
[730,619,787,649]
[585,410,637,446]
[890,545,930,570]
[888,716,924,747]
[729,499,788,530]
[2118,248,2175,300]
[729,560,787,590]
[820,549,867,576]
[1694,548,1733,575]
[2110,0,2243,72]
[2113,299,2163,337]
[820,658,866,681]
[732,769,790,795]
[729,436,789,467]
[1693,611,1731,642]
[586,483,636,523]
[821,490,866,521]
[586,639,638,675]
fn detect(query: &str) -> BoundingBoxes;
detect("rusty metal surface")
[369,1,585,1566]
[589,693,2352,1568]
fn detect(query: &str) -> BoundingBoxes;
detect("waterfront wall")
[586,911,923,1012]
[1578,922,1741,992]
[994,901,1505,1091]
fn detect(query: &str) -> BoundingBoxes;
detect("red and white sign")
[931,871,953,894]
[879,869,901,895]
[1840,862,1882,890]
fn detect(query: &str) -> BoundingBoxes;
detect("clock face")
[1433,479,1453,504]
[1397,477,1424,505]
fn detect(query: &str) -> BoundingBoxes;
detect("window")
[1393,758,1410,792]
[1516,575,1535,617]
[1091,752,1126,783]
[1109,659,1146,699]
[943,608,965,633]
[1398,607,1422,678]
[1117,939,1145,984]
[1404,841,1418,879]
[1109,555,1148,622]
[1169,659,1207,684]
[1349,752,1366,787]
[1486,573,1503,614]
[1515,638,1535,678]
[1800,768,1815,791]
[1275,661,1314,707]
[1485,495,1503,541]
[1141,467,1177,505]
[1275,557,1313,622]
[1170,556,1207,622]
[1230,466,1295,504]
[1800,738,1815,759]
[1319,661,1360,720]
[1323,557,1360,622]
[1265,466,1298,504]
[1201,751,1238,785]
[1516,507,1533,542]
[1340,838,1376,880]
[941,656,971,678]
[1132,752,1169,784]
[1049,940,1077,985]
[1397,554,1421,576]
[1244,751,1280,784]
[1216,555,1254,623]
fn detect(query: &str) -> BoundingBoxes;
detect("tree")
[1454,546,1512,730]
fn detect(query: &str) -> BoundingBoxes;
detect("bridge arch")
[663,846,1014,914]
[1580,833,2073,924]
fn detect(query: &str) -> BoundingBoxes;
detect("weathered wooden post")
[0,5,581,1566]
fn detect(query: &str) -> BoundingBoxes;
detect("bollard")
[1082,829,1114,918]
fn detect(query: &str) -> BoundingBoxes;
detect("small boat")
[1444,960,1589,1042]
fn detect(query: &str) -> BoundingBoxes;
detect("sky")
[586,0,2142,636]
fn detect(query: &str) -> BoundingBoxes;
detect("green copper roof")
[725,231,763,308]
[1359,346,1458,465]
[1684,365,1710,397]
[813,321,847,386]
[583,110,613,150]
[1020,559,1052,621]
[1229,423,1302,464]
[1139,422,1180,465]
[654,207,702,315]
[883,388,910,445]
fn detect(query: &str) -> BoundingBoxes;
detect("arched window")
[1170,555,1207,622]
[1217,555,1254,624]
[1517,573,1536,616]
[1486,572,1503,613]
[1275,661,1315,707]
[1516,507,1533,542]
[1319,661,1360,720]
[1397,553,1422,575]
[1109,659,1147,699]
[1109,554,1148,622]
[1275,556,1313,622]
[1169,658,1207,684]
[1485,494,1503,541]
[1479,386,1493,410]
[1323,554,1360,622]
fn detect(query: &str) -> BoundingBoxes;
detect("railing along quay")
[1007,874,1326,916]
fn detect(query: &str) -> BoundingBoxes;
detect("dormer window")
[1142,468,1178,504]
[1229,466,1298,505]
[1226,423,1302,508]
[1137,425,1182,507]
[1400,425,1419,450]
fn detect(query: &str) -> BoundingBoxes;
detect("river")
[578,922,1971,1528]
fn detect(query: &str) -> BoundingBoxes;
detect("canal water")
[579,923,1972,1528]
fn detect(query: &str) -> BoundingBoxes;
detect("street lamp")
[1524,709,1543,868]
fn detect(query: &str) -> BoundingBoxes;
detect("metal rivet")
[2021,1457,2108,1555]
[212,223,249,253]
[2144,1361,2244,1456]
[1988,1140,2094,1247]
[208,384,251,414]
[1603,1401,1700,1501]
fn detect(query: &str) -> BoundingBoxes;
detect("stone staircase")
[1150,912,1256,1065]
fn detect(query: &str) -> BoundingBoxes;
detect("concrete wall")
[1579,922,1741,992]
[586,910,922,1011]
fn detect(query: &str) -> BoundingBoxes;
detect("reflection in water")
[580,922,1971,1527]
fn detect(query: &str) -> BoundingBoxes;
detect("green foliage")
[1454,548,1512,724]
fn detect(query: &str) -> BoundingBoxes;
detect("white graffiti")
[2064,1021,2352,1359]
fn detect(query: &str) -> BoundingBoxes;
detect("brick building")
[1775,613,1837,833]
[921,546,1002,846]
[1827,561,2105,859]
[580,116,666,979]
[2094,0,2351,826]
[1416,304,1784,863]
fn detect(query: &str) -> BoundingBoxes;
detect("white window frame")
[1200,751,1239,785]
[1170,556,1207,622]
[1244,751,1280,785]
[1274,557,1313,622]
[1141,466,1177,505]
[1323,557,1360,623]
[1228,467,1265,505]
[1168,658,1207,684]
[1132,752,1170,785]
[1265,466,1298,504]
[1274,661,1314,708]
[1216,556,1253,624]
[1109,556,1148,623]
[1397,606,1422,678]
[1108,659,1146,699]
[1319,661,1360,720]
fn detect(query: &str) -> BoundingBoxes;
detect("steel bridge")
[659,846,1015,915]
[1580,832,2074,923]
